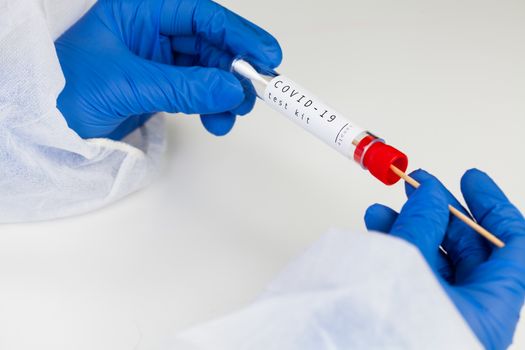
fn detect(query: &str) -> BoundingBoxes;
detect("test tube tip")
[231,59,263,83]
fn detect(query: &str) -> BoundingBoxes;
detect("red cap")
[354,136,408,185]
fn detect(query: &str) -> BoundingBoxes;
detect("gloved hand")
[365,169,525,350]
[55,0,282,139]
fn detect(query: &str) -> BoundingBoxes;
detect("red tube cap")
[362,142,408,185]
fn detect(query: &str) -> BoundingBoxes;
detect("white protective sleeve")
[0,0,165,222]
[166,230,482,350]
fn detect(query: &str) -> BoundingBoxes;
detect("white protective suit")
[170,229,481,350]
[0,0,482,349]
[0,0,165,222]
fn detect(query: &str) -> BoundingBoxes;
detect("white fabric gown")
[0,0,165,222]
[168,229,481,350]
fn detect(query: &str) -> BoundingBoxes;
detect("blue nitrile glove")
[365,169,525,350]
[55,0,282,139]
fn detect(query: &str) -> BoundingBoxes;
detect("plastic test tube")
[231,59,409,185]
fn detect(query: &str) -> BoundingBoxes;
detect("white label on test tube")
[263,75,365,158]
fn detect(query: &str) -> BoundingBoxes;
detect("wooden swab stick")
[390,165,505,248]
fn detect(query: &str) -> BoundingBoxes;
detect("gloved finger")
[173,53,197,67]
[405,170,490,283]
[171,42,256,118]
[230,79,257,116]
[160,0,282,68]
[107,114,153,141]
[461,169,525,264]
[171,36,200,55]
[365,200,455,280]
[124,58,244,116]
[364,204,399,233]
[172,36,234,71]
[201,112,237,136]
[390,176,450,269]
[159,35,175,65]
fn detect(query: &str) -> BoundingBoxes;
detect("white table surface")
[0,0,524,349]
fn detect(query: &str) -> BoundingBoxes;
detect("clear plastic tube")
[231,58,408,185]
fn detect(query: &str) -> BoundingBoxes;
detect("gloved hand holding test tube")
[231,58,505,248]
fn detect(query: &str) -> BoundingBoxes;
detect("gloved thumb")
[122,57,245,116]
[389,176,450,269]
[200,112,237,136]
[364,204,399,233]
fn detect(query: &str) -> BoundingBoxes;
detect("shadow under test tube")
[231,58,408,186]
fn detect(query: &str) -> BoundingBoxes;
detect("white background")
[0,0,524,348]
